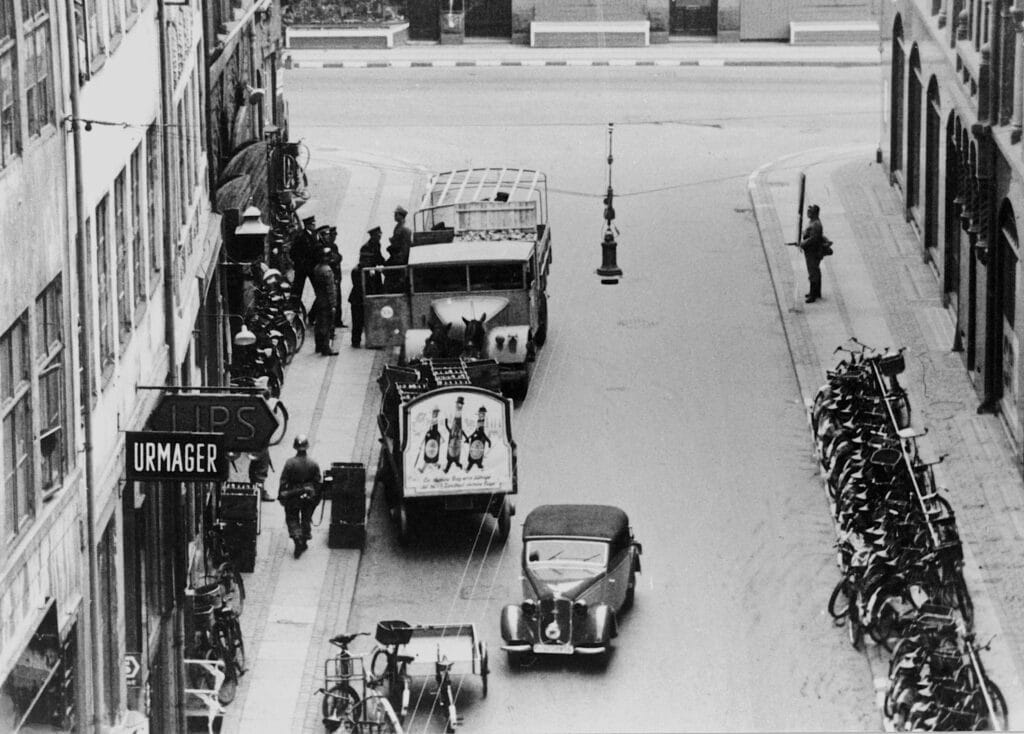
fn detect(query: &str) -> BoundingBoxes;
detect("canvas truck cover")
[400,385,514,498]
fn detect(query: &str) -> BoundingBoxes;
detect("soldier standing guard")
[349,226,386,348]
[311,246,339,355]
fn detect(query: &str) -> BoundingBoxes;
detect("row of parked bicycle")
[810,338,1008,731]
[228,196,344,396]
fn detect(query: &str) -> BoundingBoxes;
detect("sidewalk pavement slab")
[750,145,1024,727]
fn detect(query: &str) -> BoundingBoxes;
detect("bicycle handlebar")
[330,631,369,648]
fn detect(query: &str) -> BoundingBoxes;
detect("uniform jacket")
[800,218,825,257]
[278,453,322,501]
[311,262,337,309]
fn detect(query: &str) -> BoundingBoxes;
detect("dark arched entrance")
[890,15,905,181]
[925,76,941,256]
[945,114,961,306]
[907,45,922,212]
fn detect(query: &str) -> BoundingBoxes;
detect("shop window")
[106,0,122,43]
[1,313,33,543]
[0,0,19,168]
[84,0,101,64]
[0,605,77,732]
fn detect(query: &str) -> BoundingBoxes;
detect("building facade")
[0,0,82,726]
[888,0,1024,459]
[1,0,286,725]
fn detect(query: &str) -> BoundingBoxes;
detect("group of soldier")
[294,203,413,355]
[272,203,413,555]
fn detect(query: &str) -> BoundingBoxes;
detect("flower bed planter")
[284,20,410,49]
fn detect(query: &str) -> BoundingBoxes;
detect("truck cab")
[361,168,552,399]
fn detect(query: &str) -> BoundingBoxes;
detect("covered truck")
[360,167,552,400]
[376,358,517,544]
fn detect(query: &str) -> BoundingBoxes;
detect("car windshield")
[526,539,608,570]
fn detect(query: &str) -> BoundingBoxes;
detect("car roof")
[523,504,630,541]
[409,241,534,265]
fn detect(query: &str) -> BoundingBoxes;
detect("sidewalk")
[218,163,424,731]
[284,39,882,69]
[749,147,1024,725]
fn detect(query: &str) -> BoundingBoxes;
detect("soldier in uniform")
[311,246,339,355]
[799,204,826,303]
[349,226,386,348]
[277,435,322,558]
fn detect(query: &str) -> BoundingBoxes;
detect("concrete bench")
[530,20,650,48]
[286,22,410,50]
[789,21,879,46]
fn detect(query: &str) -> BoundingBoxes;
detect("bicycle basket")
[878,351,906,377]
[375,620,413,646]
[191,579,223,616]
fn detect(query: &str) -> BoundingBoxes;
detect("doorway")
[465,0,510,37]
[670,0,717,36]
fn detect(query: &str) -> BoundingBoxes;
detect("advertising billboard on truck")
[401,386,514,497]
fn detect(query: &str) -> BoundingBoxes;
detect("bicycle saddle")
[330,632,367,647]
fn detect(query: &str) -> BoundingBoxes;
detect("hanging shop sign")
[126,431,229,481]
[149,392,280,451]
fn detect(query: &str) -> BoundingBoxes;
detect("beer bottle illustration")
[444,396,468,473]
[418,407,442,473]
[466,406,491,472]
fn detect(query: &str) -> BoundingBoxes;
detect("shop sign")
[126,432,228,481]
[124,652,142,685]
[149,393,280,451]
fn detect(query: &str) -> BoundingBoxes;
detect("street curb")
[748,154,891,731]
[284,57,880,70]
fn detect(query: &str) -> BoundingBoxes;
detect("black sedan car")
[499,504,642,664]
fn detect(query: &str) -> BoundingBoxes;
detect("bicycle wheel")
[219,563,245,617]
[215,615,245,681]
[847,601,864,651]
[982,679,1008,731]
[322,683,360,727]
[827,578,851,622]
[955,577,975,631]
[442,677,457,734]
[352,694,401,734]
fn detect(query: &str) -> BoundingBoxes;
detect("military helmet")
[293,435,310,450]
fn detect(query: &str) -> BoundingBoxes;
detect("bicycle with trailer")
[369,619,488,733]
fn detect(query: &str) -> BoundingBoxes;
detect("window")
[177,98,186,225]
[106,0,121,42]
[0,0,18,167]
[125,0,137,21]
[114,169,131,344]
[412,265,467,293]
[2,314,33,542]
[131,145,145,308]
[469,263,525,291]
[85,0,101,63]
[146,125,161,280]
[25,23,52,137]
[95,196,114,374]
[36,278,66,494]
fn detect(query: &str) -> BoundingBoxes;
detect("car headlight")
[573,600,588,616]
[521,600,537,616]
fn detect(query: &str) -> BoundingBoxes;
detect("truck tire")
[396,502,412,546]
[496,497,512,543]
[534,299,548,347]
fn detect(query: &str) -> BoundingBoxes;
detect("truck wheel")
[496,497,512,543]
[534,299,548,347]
[396,503,412,546]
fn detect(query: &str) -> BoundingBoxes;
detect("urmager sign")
[125,431,228,481]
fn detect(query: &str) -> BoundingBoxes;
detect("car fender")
[403,328,433,363]
[577,602,616,645]
[500,603,535,645]
[487,326,532,365]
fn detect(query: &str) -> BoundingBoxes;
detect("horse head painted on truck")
[403,295,534,398]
